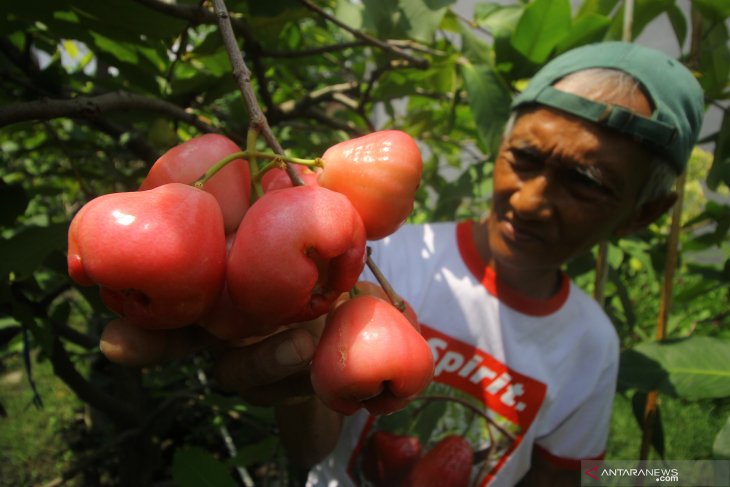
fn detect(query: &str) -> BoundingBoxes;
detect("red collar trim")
[456,221,570,316]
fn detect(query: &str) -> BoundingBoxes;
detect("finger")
[100,318,220,368]
[213,326,316,394]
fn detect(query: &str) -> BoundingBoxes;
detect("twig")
[211,0,304,186]
[262,41,367,58]
[21,326,43,409]
[366,247,405,312]
[298,0,429,69]
[278,81,359,114]
[452,10,494,40]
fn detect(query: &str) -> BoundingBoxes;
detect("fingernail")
[275,340,305,366]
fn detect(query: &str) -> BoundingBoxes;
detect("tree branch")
[0,91,216,133]
[298,0,429,69]
[277,81,359,115]
[262,41,367,58]
[211,0,306,186]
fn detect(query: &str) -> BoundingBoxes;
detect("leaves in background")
[708,111,730,190]
[172,447,237,487]
[619,336,730,400]
[605,0,674,41]
[461,62,512,154]
[714,415,730,459]
[511,0,571,63]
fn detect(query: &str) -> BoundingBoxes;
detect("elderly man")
[101,41,704,486]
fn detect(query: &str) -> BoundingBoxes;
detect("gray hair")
[503,68,678,207]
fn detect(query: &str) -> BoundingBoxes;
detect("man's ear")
[614,192,678,237]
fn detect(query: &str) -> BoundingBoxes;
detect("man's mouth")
[501,218,546,244]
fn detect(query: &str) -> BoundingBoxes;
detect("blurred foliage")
[0,0,728,484]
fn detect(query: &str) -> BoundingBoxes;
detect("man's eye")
[566,169,611,194]
[510,149,541,168]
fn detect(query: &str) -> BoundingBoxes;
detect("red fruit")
[362,431,422,486]
[140,134,251,233]
[318,130,423,240]
[67,183,227,328]
[333,281,419,331]
[226,185,367,336]
[310,295,434,416]
[261,164,319,193]
[403,436,473,487]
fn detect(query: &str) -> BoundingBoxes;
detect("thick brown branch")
[0,91,216,133]
[298,0,429,69]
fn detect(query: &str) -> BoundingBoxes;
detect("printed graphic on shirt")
[346,325,547,486]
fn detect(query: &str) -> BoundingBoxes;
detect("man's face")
[487,106,653,273]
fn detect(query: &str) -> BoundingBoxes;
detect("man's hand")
[99,317,342,468]
[213,323,320,406]
[100,318,221,368]
[100,317,323,407]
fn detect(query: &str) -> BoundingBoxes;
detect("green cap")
[511,42,705,174]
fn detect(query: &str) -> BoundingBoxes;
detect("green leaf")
[619,336,730,400]
[511,0,572,63]
[334,0,364,31]
[698,19,730,99]
[228,436,277,467]
[473,2,524,36]
[708,111,730,190]
[459,19,493,65]
[67,0,187,40]
[172,447,237,487]
[575,0,620,18]
[0,316,21,331]
[555,13,611,54]
[89,31,138,64]
[714,414,730,459]
[360,0,407,39]
[666,4,688,49]
[461,62,512,154]
[0,181,29,228]
[692,0,730,21]
[399,0,456,42]
[606,0,674,41]
[0,223,68,282]
[247,3,308,44]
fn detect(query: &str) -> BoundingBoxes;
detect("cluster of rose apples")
[363,432,473,486]
[67,130,434,415]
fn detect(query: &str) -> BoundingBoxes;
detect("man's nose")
[509,175,553,220]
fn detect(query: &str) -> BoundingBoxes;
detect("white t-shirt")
[307,221,619,486]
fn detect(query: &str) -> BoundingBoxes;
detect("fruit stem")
[193,151,321,187]
[247,128,264,199]
[366,247,406,312]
